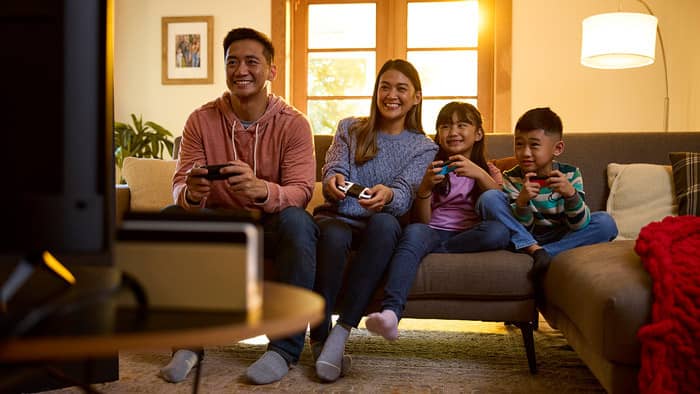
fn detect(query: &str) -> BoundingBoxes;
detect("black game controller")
[434,159,457,175]
[337,181,372,199]
[192,164,236,181]
[530,175,549,187]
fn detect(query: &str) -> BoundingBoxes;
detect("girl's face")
[437,112,483,157]
[375,69,421,126]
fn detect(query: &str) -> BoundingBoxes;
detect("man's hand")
[185,164,212,204]
[223,160,268,203]
[546,169,577,199]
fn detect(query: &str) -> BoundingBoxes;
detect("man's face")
[513,129,563,175]
[225,39,276,100]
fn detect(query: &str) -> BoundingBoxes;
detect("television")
[0,0,114,268]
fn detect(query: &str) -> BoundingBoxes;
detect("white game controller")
[337,181,372,200]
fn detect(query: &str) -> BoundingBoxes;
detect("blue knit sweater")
[318,117,438,219]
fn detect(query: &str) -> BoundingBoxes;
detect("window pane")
[308,52,376,96]
[308,99,370,135]
[422,98,478,135]
[308,4,375,49]
[408,1,478,48]
[409,50,477,96]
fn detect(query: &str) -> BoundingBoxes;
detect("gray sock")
[159,349,199,383]
[311,341,352,376]
[316,324,350,382]
[246,350,289,385]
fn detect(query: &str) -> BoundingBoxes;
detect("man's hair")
[222,28,274,64]
[514,107,563,139]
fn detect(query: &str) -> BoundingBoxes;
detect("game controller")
[337,181,372,199]
[434,159,457,175]
[530,175,549,187]
[192,164,237,181]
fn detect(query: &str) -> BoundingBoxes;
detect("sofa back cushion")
[122,157,177,211]
[606,163,677,240]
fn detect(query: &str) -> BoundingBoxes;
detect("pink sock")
[365,310,399,341]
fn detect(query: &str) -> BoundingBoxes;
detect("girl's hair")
[350,59,424,165]
[433,101,490,197]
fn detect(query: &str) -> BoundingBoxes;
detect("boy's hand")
[547,170,577,198]
[517,173,542,206]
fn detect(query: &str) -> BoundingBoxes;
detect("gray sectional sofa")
[116,132,700,393]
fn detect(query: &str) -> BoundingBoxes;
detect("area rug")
[43,317,604,393]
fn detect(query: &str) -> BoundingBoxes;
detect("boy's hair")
[351,59,424,165]
[433,101,489,197]
[222,28,274,64]
[514,107,563,139]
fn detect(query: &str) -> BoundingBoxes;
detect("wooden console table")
[0,281,324,362]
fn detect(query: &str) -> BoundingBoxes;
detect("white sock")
[159,349,199,383]
[316,324,350,382]
[365,309,399,341]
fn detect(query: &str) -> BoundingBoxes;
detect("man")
[160,27,318,385]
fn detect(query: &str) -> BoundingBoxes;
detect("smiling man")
[162,27,319,385]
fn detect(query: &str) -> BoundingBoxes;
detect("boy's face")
[513,129,564,175]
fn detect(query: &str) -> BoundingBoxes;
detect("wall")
[114,0,270,148]
[512,0,700,132]
[115,0,700,141]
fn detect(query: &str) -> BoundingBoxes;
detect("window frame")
[271,0,511,133]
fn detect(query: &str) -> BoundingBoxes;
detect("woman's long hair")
[350,59,424,165]
[434,102,489,197]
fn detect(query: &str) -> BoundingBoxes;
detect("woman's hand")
[360,184,393,212]
[323,173,347,202]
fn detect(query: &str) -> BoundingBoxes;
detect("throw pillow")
[122,157,177,212]
[606,163,677,240]
[669,152,700,216]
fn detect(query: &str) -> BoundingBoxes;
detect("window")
[271,0,511,134]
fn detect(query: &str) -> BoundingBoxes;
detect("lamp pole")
[637,0,669,131]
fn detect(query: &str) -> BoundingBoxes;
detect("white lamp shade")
[581,12,657,69]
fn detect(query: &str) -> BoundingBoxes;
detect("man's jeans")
[478,189,618,256]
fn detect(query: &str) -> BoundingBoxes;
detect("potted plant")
[114,114,175,183]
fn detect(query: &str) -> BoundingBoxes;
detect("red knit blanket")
[635,215,700,394]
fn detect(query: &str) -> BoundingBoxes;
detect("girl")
[311,59,438,382]
[364,101,510,341]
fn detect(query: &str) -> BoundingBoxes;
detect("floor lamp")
[580,0,669,131]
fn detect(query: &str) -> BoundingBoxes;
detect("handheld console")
[530,175,549,187]
[192,164,236,181]
[338,181,372,200]
[434,159,457,175]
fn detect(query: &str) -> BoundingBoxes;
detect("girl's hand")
[359,184,393,212]
[324,173,347,202]
[448,155,481,178]
[417,160,447,196]
[547,170,577,198]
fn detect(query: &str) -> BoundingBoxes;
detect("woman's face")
[375,69,421,126]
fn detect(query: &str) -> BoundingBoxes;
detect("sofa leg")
[515,321,537,374]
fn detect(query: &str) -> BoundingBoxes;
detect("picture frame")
[161,16,214,85]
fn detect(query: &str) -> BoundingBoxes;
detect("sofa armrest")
[116,184,131,227]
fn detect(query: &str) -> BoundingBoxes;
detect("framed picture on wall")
[161,16,213,84]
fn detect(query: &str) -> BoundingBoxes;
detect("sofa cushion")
[606,163,677,240]
[122,157,177,212]
[669,151,700,216]
[543,241,651,365]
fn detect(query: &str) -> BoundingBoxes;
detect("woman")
[310,59,438,382]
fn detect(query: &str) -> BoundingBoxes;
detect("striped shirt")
[502,162,590,231]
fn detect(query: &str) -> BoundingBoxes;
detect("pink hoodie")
[173,92,315,213]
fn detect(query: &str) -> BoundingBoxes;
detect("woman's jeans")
[310,213,402,344]
[380,217,510,320]
[477,189,618,256]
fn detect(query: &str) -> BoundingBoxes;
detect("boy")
[478,107,618,276]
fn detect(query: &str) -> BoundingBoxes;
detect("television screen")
[0,0,114,266]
